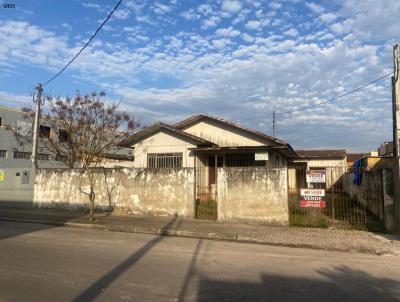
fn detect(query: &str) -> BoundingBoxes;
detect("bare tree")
[8,92,140,222]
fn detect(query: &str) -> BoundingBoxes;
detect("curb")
[0,217,398,257]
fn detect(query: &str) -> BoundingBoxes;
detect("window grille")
[14,151,31,159]
[0,150,6,158]
[38,153,50,161]
[147,153,182,168]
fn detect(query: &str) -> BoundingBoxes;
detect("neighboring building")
[378,141,395,157]
[0,105,133,169]
[0,105,65,169]
[289,149,347,190]
[120,114,297,201]
[355,155,393,171]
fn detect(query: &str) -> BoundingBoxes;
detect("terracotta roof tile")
[295,149,346,158]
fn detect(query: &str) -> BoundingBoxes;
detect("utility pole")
[392,44,400,233]
[272,111,276,137]
[31,83,43,169]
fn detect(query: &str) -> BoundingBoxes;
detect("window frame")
[39,125,51,139]
[147,153,183,169]
[14,151,31,160]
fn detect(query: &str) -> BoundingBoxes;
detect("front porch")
[191,147,286,220]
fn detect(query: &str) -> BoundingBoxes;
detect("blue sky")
[0,0,399,151]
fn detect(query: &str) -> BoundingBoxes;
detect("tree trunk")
[89,186,95,223]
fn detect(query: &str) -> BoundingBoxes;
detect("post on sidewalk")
[31,83,43,169]
[392,44,400,234]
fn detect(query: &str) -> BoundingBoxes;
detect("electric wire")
[42,0,124,86]
[276,71,394,115]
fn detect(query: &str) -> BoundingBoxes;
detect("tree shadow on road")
[0,208,88,240]
[71,216,179,302]
[195,265,400,302]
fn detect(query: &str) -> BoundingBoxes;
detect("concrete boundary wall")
[217,167,288,224]
[34,167,290,223]
[34,168,195,217]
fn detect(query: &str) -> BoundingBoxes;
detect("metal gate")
[288,166,384,230]
[194,156,219,220]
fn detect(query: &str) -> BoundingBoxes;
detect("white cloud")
[245,20,261,30]
[241,33,254,43]
[197,3,213,16]
[153,2,172,14]
[2,0,399,150]
[305,2,325,14]
[201,16,221,29]
[0,91,32,108]
[215,27,241,37]
[319,12,337,23]
[114,9,130,20]
[330,19,353,35]
[82,2,104,12]
[221,0,242,13]
[283,28,298,37]
[180,9,199,20]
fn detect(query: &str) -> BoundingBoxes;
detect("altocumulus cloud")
[0,0,399,151]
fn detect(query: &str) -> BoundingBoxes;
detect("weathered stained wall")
[34,168,195,216]
[217,167,288,223]
[342,170,385,221]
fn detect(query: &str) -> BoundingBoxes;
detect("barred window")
[38,153,50,161]
[0,150,7,158]
[14,151,31,159]
[148,153,182,168]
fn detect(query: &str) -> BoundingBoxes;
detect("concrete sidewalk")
[0,207,399,256]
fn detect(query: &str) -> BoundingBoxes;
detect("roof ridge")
[119,121,216,147]
[174,113,290,145]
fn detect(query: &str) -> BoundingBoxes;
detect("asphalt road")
[0,220,399,302]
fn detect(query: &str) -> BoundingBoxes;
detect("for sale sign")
[300,189,326,208]
[306,170,326,183]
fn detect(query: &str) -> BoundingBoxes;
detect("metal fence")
[288,166,385,231]
[194,167,217,220]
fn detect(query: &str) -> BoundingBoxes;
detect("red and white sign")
[306,170,326,183]
[300,199,326,208]
[300,189,326,208]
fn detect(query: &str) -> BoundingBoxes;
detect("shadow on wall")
[196,266,400,302]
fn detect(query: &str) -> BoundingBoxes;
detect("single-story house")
[120,114,297,222]
[289,149,347,190]
[121,114,296,168]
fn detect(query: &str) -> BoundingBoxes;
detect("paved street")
[2,208,399,256]
[0,221,400,302]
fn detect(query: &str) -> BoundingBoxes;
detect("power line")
[276,71,394,115]
[42,0,124,87]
